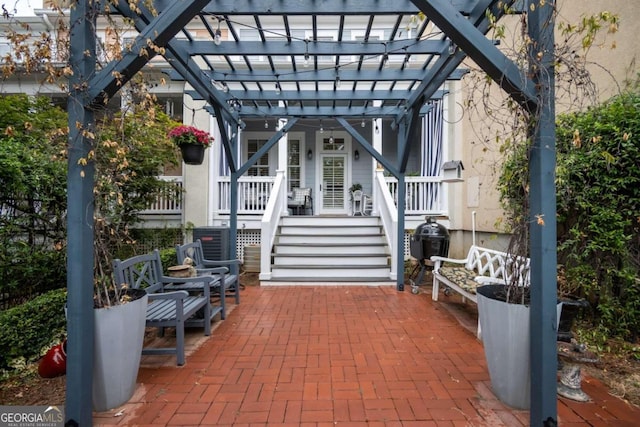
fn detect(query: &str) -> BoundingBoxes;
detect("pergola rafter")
[66,1,557,425]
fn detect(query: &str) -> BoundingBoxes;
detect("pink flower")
[168,125,214,147]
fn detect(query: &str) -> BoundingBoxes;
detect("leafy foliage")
[0,95,68,298]
[555,89,640,340]
[499,87,640,340]
[0,289,67,373]
[0,94,182,306]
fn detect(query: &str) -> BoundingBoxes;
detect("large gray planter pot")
[93,289,148,412]
[477,284,561,410]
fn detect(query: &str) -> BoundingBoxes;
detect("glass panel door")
[320,154,346,214]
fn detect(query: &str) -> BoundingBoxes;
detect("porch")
[213,173,448,221]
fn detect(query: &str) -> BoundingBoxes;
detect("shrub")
[0,288,67,373]
[500,88,640,341]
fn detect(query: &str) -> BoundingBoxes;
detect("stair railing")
[259,170,286,280]
[374,169,398,280]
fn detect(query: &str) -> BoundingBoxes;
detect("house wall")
[454,0,640,247]
[182,95,211,229]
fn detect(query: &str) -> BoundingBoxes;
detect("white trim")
[315,130,352,215]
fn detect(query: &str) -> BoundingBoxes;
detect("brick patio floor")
[94,284,640,426]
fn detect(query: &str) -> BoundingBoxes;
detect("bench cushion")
[438,266,480,295]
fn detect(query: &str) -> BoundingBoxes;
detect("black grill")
[410,217,450,261]
[409,217,449,293]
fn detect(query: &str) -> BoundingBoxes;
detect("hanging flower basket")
[168,125,213,166]
[180,143,206,165]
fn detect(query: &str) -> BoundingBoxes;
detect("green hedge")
[0,288,67,373]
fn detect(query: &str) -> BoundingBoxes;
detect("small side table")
[557,341,599,402]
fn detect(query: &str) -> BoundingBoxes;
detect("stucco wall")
[455,0,639,241]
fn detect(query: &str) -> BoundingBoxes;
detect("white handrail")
[375,169,398,280]
[259,170,286,280]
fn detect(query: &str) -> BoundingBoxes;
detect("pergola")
[66,1,557,425]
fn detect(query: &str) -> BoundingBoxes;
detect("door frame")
[314,130,352,215]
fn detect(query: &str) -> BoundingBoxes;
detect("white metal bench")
[430,245,531,337]
[431,245,531,303]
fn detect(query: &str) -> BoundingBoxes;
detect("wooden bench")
[431,245,531,304]
[113,249,223,366]
[176,239,242,311]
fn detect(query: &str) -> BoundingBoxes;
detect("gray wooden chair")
[113,249,223,366]
[176,239,241,309]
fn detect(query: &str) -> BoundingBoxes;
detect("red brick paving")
[93,285,640,426]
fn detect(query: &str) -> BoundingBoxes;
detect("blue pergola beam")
[88,0,212,105]
[181,38,448,56]
[134,0,473,15]
[337,117,399,177]
[226,104,438,118]
[236,119,299,176]
[111,0,240,128]
[409,0,537,110]
[393,1,507,122]
[200,68,468,83]
[188,89,447,102]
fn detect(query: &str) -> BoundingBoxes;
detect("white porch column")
[371,100,383,216]
[277,118,289,214]
[208,115,222,226]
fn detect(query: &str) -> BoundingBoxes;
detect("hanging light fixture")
[304,38,310,67]
[214,17,222,46]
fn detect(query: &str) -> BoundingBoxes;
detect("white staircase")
[267,216,392,282]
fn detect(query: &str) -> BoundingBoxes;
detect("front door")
[320,154,347,214]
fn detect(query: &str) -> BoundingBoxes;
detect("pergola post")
[65,1,97,425]
[528,0,558,424]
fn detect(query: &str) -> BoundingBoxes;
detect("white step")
[274,244,388,256]
[267,215,392,282]
[273,254,389,266]
[280,215,380,227]
[270,265,391,280]
[277,234,384,244]
[279,225,381,235]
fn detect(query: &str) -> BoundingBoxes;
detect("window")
[288,138,301,191]
[323,137,345,152]
[247,139,269,176]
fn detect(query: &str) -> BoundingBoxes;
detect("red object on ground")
[38,340,67,378]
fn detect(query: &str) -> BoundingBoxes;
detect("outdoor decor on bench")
[176,239,242,310]
[113,249,225,366]
[431,244,527,309]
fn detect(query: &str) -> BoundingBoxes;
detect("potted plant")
[168,124,214,165]
[89,107,180,411]
[475,224,562,409]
